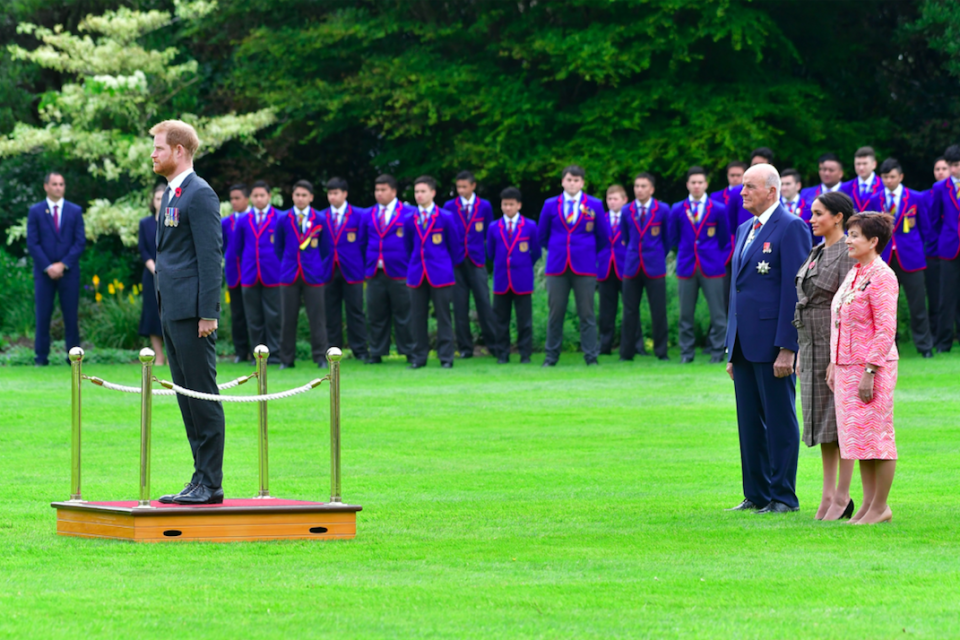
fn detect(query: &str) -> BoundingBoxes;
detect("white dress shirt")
[609,209,621,229]
[857,173,876,194]
[781,196,801,215]
[884,184,903,213]
[687,194,708,222]
[44,197,66,272]
[330,203,347,229]
[460,194,476,212]
[166,168,194,197]
[820,183,841,194]
[293,206,311,232]
[745,200,779,245]
[503,214,520,235]
[563,190,583,224]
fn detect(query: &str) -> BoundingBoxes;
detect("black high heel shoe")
[841,499,855,519]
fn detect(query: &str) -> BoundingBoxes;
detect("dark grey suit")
[155,171,226,489]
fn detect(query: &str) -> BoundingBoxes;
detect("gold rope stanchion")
[138,348,155,508]
[68,347,84,502]
[253,344,272,499]
[327,347,343,505]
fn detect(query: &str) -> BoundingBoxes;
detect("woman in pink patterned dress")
[828,212,899,525]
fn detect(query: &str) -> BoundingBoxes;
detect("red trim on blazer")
[546,193,595,277]
[371,203,406,280]
[407,207,454,289]
[453,197,485,267]
[625,200,664,279]
[498,216,532,295]
[243,206,279,287]
[679,199,724,280]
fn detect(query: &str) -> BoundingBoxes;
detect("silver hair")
[747,163,781,200]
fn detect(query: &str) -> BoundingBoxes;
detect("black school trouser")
[925,256,941,340]
[891,257,933,354]
[936,256,960,351]
[453,261,497,355]
[242,282,281,364]
[409,282,454,366]
[620,272,668,359]
[598,275,645,355]
[228,284,250,360]
[493,291,533,360]
[279,275,328,365]
[545,269,599,364]
[366,271,414,358]
[325,266,368,360]
[161,316,225,489]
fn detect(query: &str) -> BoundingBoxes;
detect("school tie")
[741,220,763,258]
[296,210,305,232]
[611,211,619,229]
[465,200,472,218]
[860,182,868,197]
[639,204,647,227]
[508,218,514,238]
[53,205,60,233]
[420,210,429,229]
[691,202,700,224]
[565,199,576,225]
[257,209,264,226]
[886,191,894,214]
[378,206,386,229]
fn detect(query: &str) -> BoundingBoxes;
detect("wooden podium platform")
[52,498,361,543]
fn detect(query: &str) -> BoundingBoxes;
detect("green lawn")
[1,349,959,638]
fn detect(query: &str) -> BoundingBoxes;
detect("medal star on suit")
[757,260,770,274]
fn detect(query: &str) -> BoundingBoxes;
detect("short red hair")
[149,120,200,158]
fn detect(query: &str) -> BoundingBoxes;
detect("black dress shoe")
[637,350,650,357]
[520,357,532,364]
[841,499,855,519]
[318,360,328,369]
[599,349,612,356]
[173,485,224,505]
[159,482,197,504]
[725,499,760,511]
[585,359,599,366]
[497,358,509,364]
[34,361,49,367]
[458,352,473,359]
[936,347,951,354]
[680,356,694,364]
[756,501,799,514]
[709,354,725,364]
[619,357,633,362]
[921,350,934,358]
[658,356,670,361]
[407,363,423,369]
[366,356,382,364]
[441,362,453,369]
[280,362,295,370]
[233,355,249,364]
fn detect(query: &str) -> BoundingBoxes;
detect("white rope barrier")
[82,372,258,397]
[155,377,326,402]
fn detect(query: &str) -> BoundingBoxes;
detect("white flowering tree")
[2,0,276,247]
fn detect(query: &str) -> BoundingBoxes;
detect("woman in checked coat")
[794,192,856,521]
[828,212,899,525]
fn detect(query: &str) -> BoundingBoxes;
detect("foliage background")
[1,0,959,354]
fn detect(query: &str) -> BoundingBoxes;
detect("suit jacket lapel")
[157,189,170,249]
[738,207,783,276]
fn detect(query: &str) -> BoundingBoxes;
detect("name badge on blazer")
[475,221,484,232]
[707,226,716,237]
[311,238,319,248]
[396,228,404,238]
[164,207,180,227]
[432,233,443,245]
[347,232,356,242]
[270,233,275,244]
[519,241,529,253]
[586,221,594,232]
[651,226,660,236]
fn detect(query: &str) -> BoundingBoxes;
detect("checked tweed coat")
[794,240,856,446]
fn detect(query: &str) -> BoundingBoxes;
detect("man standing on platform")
[149,119,226,505]
[26,172,85,366]
[223,184,251,364]
[725,163,811,515]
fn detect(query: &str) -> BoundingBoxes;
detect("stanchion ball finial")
[139,348,156,364]
[254,344,270,360]
[326,347,342,363]
[69,347,84,362]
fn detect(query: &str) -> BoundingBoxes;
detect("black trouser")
[620,273,668,359]
[925,256,941,341]
[161,316,225,489]
[936,256,960,351]
[279,276,328,365]
[242,282,281,364]
[453,261,497,355]
[722,261,732,319]
[493,291,533,360]
[545,269,599,363]
[599,275,645,355]
[409,283,454,366]
[891,257,933,353]
[678,269,727,359]
[228,284,250,360]
[325,266,368,360]
[366,271,414,358]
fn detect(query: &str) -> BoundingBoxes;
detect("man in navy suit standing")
[725,164,811,514]
[26,172,85,366]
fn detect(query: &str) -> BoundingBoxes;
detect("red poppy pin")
[175,187,182,198]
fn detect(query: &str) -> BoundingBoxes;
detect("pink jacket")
[830,257,900,366]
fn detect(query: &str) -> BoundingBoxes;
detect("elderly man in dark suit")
[150,119,226,505]
[725,164,811,515]
[26,172,85,366]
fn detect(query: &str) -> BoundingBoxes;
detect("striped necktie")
[741,220,762,257]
